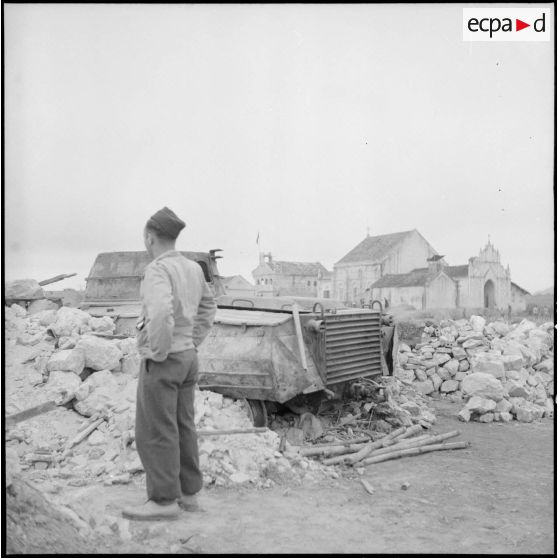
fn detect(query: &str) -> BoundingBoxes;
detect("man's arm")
[143,263,174,362]
[193,274,217,348]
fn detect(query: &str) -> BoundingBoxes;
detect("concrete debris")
[461,373,505,402]
[5,303,334,489]
[49,307,92,338]
[76,336,122,371]
[89,316,116,334]
[469,315,486,333]
[73,370,123,417]
[396,316,554,424]
[28,299,60,314]
[46,371,83,400]
[6,279,45,300]
[47,349,85,375]
[465,396,496,414]
[30,309,59,328]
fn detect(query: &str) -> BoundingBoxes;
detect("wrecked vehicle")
[80,250,397,425]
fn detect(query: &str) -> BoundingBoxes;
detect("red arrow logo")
[516,19,530,31]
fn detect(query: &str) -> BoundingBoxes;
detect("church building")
[334,231,529,311]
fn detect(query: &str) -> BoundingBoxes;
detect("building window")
[270,278,273,284]
[264,279,268,285]
[313,281,317,286]
[307,281,311,286]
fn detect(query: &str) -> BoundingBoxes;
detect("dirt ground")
[18,399,554,555]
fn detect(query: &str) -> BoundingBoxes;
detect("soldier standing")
[123,207,216,521]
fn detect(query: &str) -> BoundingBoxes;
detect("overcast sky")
[4,3,555,294]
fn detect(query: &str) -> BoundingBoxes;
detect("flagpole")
[255,231,261,296]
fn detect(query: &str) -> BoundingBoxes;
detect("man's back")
[138,250,217,361]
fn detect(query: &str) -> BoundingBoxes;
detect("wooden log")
[6,389,79,429]
[300,436,372,454]
[5,401,57,428]
[331,425,424,466]
[366,431,459,459]
[65,418,105,450]
[90,332,130,340]
[322,425,422,466]
[361,441,470,466]
[390,424,423,441]
[38,273,77,286]
[313,444,366,462]
[309,436,373,448]
[197,427,268,436]
[302,445,352,458]
[327,437,391,465]
[385,426,407,439]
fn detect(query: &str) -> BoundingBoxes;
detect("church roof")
[371,268,431,288]
[336,230,414,265]
[265,260,329,277]
[371,264,467,288]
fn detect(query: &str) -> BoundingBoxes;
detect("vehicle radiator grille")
[324,312,383,385]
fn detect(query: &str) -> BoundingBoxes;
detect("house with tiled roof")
[252,253,330,297]
[333,229,438,304]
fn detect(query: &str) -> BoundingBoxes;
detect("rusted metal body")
[80,251,396,406]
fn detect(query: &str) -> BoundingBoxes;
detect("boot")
[122,499,180,521]
[178,493,205,512]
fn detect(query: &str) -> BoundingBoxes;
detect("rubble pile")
[395,316,555,423]
[5,304,328,490]
[343,375,437,431]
